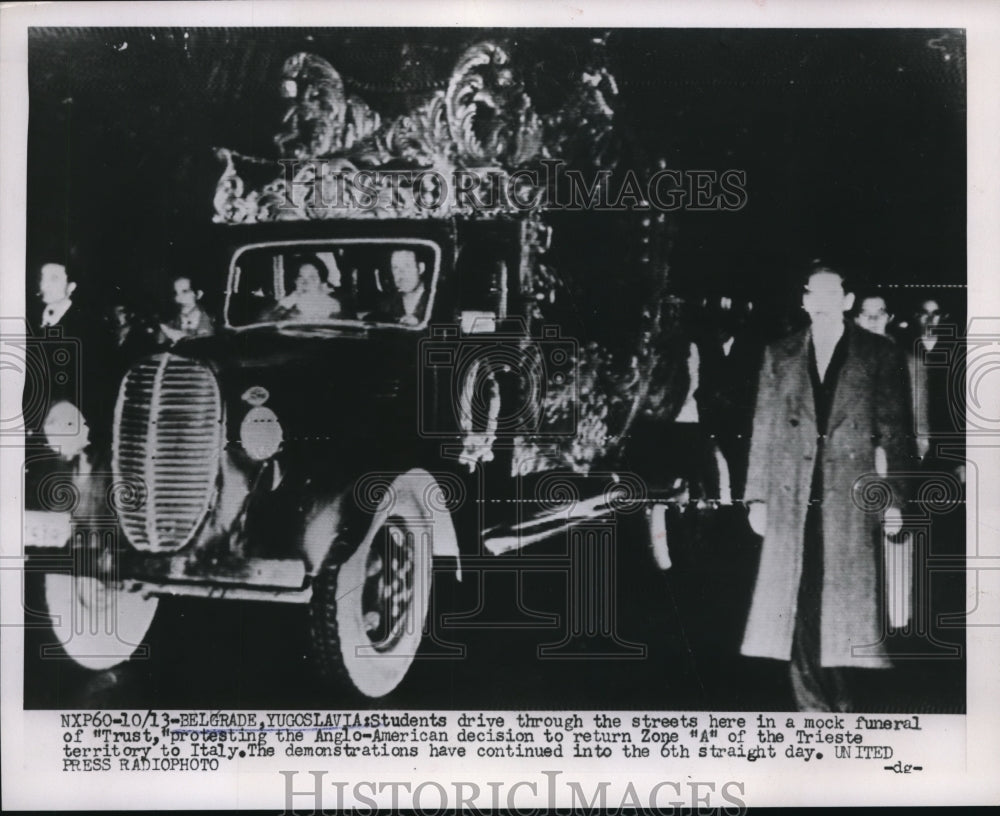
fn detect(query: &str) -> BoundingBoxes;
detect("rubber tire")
[43,572,159,671]
[310,503,433,699]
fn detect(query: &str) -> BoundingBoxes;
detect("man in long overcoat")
[741,265,914,710]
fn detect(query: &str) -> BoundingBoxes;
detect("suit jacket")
[369,286,429,324]
[741,322,915,667]
[167,305,216,338]
[695,333,763,439]
[26,301,116,447]
[906,337,963,447]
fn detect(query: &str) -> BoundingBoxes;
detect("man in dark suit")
[695,296,763,502]
[28,261,114,449]
[905,297,962,465]
[741,264,915,711]
[37,261,87,335]
[159,274,216,343]
[368,249,430,326]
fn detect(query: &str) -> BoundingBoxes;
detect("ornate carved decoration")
[444,40,542,167]
[274,52,381,160]
[378,93,452,168]
[213,39,619,222]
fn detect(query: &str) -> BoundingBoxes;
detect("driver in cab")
[368,249,429,326]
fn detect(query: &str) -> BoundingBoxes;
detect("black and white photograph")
[2,1,998,811]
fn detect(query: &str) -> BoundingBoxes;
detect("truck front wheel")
[310,488,434,698]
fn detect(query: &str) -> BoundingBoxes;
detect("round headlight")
[43,400,90,460]
[240,406,283,460]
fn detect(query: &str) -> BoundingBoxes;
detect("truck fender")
[301,468,462,580]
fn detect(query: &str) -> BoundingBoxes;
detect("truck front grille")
[113,353,222,551]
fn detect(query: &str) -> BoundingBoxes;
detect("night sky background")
[26,28,966,327]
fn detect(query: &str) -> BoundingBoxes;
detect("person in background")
[695,295,763,503]
[651,298,718,505]
[853,292,894,338]
[160,274,216,343]
[914,297,945,348]
[905,297,957,463]
[851,290,911,478]
[108,297,159,369]
[111,302,134,348]
[741,264,915,711]
[37,262,83,334]
[28,261,114,448]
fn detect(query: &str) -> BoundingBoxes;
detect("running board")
[126,579,312,604]
[160,555,307,588]
[122,556,310,602]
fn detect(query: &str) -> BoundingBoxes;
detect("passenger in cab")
[269,255,343,321]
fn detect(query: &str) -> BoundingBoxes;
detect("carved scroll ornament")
[214,40,617,222]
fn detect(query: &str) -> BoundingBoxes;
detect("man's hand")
[748,502,767,536]
[883,506,903,537]
[874,445,888,477]
[916,434,930,460]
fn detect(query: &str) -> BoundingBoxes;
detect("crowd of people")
[634,266,964,712]
[639,280,962,509]
[24,262,213,460]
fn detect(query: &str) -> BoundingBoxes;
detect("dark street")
[24,506,965,713]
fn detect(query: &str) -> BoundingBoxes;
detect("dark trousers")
[666,422,719,501]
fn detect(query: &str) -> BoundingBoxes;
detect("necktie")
[41,307,57,327]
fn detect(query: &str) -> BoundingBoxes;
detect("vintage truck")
[24,39,681,698]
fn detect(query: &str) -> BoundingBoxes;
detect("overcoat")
[741,323,913,667]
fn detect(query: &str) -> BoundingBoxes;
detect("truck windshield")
[226,239,440,329]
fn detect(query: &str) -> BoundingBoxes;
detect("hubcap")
[361,519,415,651]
